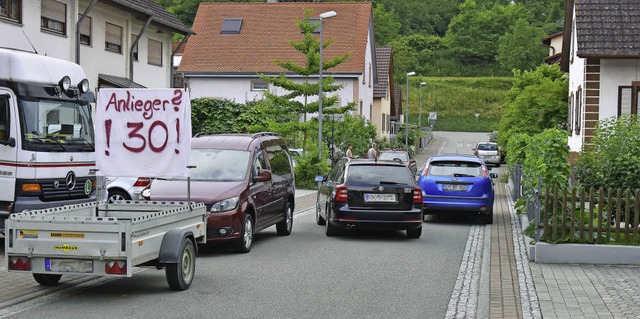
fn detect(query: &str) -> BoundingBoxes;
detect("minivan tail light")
[413,187,423,203]
[335,184,348,202]
[133,177,151,187]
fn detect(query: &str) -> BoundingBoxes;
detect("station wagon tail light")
[133,177,151,187]
[481,165,488,178]
[9,257,31,271]
[105,261,127,275]
[413,187,423,203]
[335,184,348,202]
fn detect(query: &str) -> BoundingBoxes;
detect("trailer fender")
[159,229,196,264]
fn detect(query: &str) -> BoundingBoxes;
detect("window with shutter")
[618,87,632,116]
[79,15,91,45]
[1,0,21,23]
[105,22,122,53]
[41,0,66,35]
[148,39,162,66]
[131,34,139,60]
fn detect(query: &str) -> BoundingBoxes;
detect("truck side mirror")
[0,137,15,147]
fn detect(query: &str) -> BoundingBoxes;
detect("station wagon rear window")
[378,152,409,162]
[428,161,482,177]
[346,165,413,185]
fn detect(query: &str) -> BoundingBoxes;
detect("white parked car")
[473,142,501,166]
[105,177,151,203]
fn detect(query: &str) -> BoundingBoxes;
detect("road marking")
[437,139,447,155]
[445,224,484,319]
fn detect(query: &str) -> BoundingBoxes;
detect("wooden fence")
[539,187,640,245]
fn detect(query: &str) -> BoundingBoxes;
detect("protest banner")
[95,88,191,177]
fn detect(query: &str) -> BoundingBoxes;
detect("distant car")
[144,132,295,253]
[316,158,423,238]
[418,155,497,224]
[473,142,501,166]
[377,150,418,176]
[106,177,150,203]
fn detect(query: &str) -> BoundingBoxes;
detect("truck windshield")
[19,98,94,152]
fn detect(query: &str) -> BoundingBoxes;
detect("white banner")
[95,88,191,177]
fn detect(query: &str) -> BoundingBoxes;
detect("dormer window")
[303,18,321,33]
[221,18,242,34]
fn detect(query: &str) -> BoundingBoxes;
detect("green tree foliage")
[373,4,402,45]
[505,133,531,171]
[497,64,568,149]
[576,115,640,190]
[446,0,530,66]
[325,114,377,158]
[191,98,266,134]
[522,129,570,197]
[497,19,548,72]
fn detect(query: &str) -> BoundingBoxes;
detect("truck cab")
[0,48,96,232]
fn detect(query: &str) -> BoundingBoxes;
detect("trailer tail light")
[105,261,127,275]
[133,177,151,187]
[9,257,31,271]
[335,184,348,202]
[413,187,423,203]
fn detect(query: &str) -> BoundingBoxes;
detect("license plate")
[45,258,93,273]
[364,193,396,202]
[444,184,467,191]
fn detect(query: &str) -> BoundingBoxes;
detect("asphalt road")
[4,131,493,319]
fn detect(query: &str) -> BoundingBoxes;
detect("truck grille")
[40,176,93,201]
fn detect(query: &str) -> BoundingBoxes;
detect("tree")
[259,9,352,152]
[497,64,568,150]
[373,4,402,45]
[497,18,548,72]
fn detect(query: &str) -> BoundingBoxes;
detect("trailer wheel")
[166,237,196,291]
[33,274,62,286]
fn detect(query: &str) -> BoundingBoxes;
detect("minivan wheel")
[276,202,293,236]
[234,215,254,253]
[316,203,326,225]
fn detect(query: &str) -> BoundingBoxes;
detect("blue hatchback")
[417,155,497,224]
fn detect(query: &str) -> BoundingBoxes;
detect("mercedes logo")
[53,180,59,189]
[65,171,76,190]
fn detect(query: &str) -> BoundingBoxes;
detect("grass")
[405,76,513,132]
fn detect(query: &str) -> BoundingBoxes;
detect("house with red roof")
[178,1,377,123]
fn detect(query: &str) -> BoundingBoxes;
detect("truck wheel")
[108,189,131,203]
[33,274,62,286]
[406,225,422,239]
[166,237,196,291]
[276,202,293,236]
[234,215,254,253]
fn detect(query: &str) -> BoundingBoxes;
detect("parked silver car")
[473,142,501,166]
[105,176,151,203]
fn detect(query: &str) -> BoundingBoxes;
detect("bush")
[575,115,640,190]
[293,149,329,189]
[505,133,530,171]
[522,129,570,197]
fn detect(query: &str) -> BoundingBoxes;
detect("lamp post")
[318,10,337,161]
[419,81,426,130]
[405,71,416,152]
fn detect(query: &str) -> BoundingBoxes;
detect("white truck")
[0,48,97,233]
[5,200,207,290]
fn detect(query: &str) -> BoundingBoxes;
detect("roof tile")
[576,0,640,56]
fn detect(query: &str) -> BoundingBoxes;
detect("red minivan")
[145,132,295,253]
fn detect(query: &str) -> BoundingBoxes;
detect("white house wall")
[568,9,586,153]
[357,29,375,121]
[600,59,640,119]
[1,0,75,60]
[188,77,357,113]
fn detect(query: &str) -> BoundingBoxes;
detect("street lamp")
[405,71,416,152]
[318,10,337,161]
[419,81,426,130]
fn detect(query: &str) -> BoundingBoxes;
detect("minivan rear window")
[428,161,482,177]
[190,149,250,181]
[346,165,413,185]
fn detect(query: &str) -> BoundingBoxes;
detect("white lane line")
[445,224,484,319]
[437,139,448,155]
[505,185,542,319]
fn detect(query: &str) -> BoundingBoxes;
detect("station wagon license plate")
[45,258,93,273]
[444,184,467,191]
[364,193,396,202]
